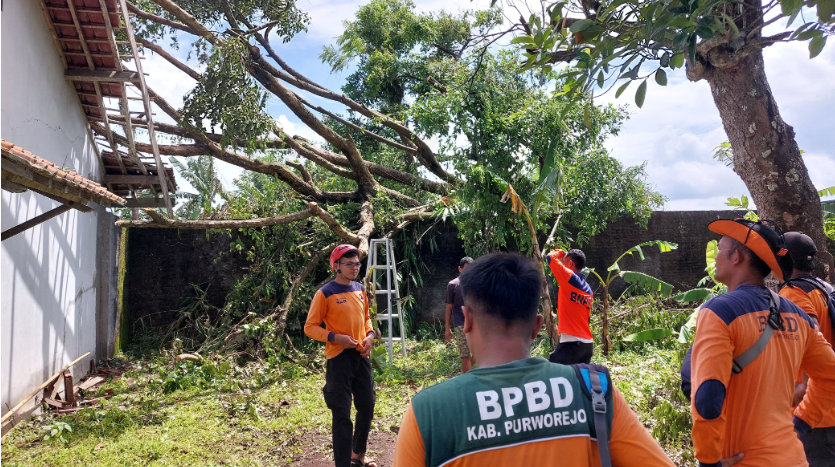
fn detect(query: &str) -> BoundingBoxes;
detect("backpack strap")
[732,289,784,374]
[573,364,612,467]
[783,277,835,334]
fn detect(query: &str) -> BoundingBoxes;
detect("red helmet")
[330,244,358,272]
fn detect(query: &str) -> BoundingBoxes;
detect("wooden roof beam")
[118,0,173,217]
[64,69,141,83]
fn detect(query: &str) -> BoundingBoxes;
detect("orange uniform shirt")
[393,377,673,467]
[304,280,373,359]
[691,284,835,466]
[780,278,835,429]
[547,251,594,340]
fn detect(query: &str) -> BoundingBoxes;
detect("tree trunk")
[601,285,610,356]
[704,51,827,268]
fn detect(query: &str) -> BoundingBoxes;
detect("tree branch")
[138,37,202,81]
[116,204,315,228]
[128,1,195,35]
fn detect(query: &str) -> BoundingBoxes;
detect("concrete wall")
[1,0,104,424]
[124,229,249,329]
[120,212,742,324]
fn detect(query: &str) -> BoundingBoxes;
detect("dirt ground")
[293,429,398,466]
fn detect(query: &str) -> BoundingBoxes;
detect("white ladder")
[365,238,407,362]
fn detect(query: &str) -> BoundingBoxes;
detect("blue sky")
[141,0,835,211]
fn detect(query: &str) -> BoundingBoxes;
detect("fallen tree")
[115,0,663,340]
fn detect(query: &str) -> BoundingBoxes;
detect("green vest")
[411,358,614,467]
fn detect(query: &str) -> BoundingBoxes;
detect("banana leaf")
[607,240,678,272]
[370,345,388,369]
[619,271,674,297]
[678,307,702,344]
[673,288,713,303]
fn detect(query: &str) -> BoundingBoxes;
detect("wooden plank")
[62,370,75,406]
[102,174,161,185]
[118,0,173,217]
[1,164,102,209]
[77,376,106,391]
[124,197,172,208]
[36,0,68,69]
[64,69,140,83]
[1,352,90,423]
[1,205,73,241]
[43,398,67,409]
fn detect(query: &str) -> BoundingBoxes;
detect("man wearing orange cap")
[305,244,377,467]
[779,232,835,465]
[690,219,835,467]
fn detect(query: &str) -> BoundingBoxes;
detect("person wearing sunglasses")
[305,244,377,467]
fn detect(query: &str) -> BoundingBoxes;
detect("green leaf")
[688,34,697,66]
[740,194,749,209]
[674,288,714,303]
[705,239,718,274]
[655,68,668,86]
[510,36,535,44]
[615,80,631,98]
[671,53,685,69]
[678,308,701,343]
[620,271,675,297]
[623,328,673,342]
[810,35,827,59]
[569,19,594,33]
[370,345,388,368]
[597,71,605,88]
[818,185,835,197]
[635,80,648,108]
[817,0,835,21]
[781,0,804,16]
[721,13,739,37]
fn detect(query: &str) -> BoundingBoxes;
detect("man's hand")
[445,327,452,343]
[719,453,744,466]
[334,334,358,349]
[360,333,375,357]
[793,382,808,407]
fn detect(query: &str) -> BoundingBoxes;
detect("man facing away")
[445,256,474,373]
[545,249,595,364]
[304,244,378,467]
[690,219,835,467]
[393,252,674,467]
[779,231,835,465]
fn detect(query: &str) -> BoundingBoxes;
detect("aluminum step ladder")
[365,238,407,362]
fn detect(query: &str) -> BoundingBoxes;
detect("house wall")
[1,0,104,425]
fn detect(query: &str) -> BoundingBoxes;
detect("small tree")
[586,240,677,355]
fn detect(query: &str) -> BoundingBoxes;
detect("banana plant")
[586,240,677,355]
[675,240,728,344]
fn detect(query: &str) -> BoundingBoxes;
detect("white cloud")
[275,115,296,135]
[600,39,835,210]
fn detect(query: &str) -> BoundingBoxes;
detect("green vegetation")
[2,318,696,466]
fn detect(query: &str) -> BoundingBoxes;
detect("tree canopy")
[117,0,664,332]
[500,0,834,267]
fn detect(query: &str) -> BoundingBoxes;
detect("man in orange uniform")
[779,232,835,465]
[305,244,377,467]
[546,249,594,364]
[393,252,674,467]
[690,219,835,467]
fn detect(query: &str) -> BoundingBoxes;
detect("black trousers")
[549,341,594,365]
[801,425,835,467]
[323,349,376,467]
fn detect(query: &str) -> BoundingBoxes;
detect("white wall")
[1,0,101,421]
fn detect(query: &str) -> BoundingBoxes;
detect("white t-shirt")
[560,334,593,344]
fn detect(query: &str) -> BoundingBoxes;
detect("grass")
[2,323,694,466]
